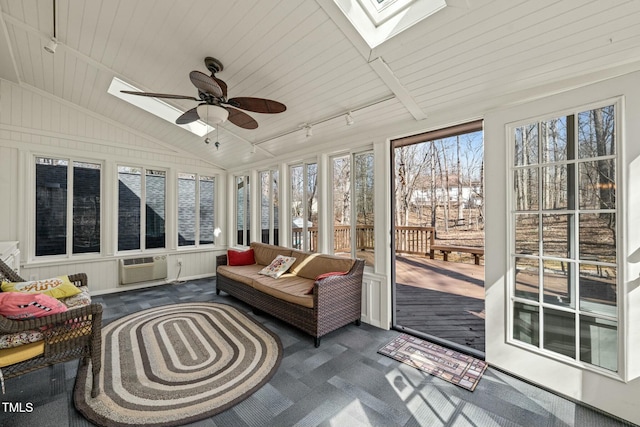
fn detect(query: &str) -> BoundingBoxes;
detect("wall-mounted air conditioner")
[119,255,168,285]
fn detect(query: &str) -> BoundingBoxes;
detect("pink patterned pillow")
[0,292,67,320]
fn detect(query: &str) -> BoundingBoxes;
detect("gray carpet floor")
[0,278,635,427]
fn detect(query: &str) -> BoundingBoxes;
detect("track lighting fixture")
[250,145,256,154]
[345,111,354,126]
[44,37,58,54]
[44,0,58,54]
[305,125,313,137]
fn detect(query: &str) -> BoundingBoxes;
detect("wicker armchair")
[0,258,103,397]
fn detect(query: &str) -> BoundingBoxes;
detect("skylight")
[107,77,211,137]
[333,0,447,48]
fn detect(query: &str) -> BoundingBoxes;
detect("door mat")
[378,333,487,391]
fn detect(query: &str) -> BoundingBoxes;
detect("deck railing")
[291,225,434,255]
[394,226,435,256]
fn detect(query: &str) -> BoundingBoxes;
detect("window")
[332,151,375,265]
[199,176,216,245]
[510,104,618,372]
[35,158,101,256]
[260,170,279,245]
[332,0,446,48]
[118,166,166,251]
[290,163,318,252]
[177,173,216,246]
[235,175,250,246]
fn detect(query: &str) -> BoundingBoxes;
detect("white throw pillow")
[258,255,297,279]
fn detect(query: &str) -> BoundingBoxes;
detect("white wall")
[0,80,225,293]
[484,71,640,425]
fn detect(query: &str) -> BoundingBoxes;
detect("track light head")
[44,37,58,54]
[345,111,354,126]
[305,125,313,137]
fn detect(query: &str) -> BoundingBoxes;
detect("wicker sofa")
[0,259,103,397]
[216,242,364,347]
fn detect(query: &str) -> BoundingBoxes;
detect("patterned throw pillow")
[258,255,297,279]
[1,275,81,299]
[0,329,44,349]
[59,286,92,309]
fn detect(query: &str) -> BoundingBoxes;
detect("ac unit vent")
[119,255,168,285]
[122,257,154,266]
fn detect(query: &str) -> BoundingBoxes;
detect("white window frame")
[506,98,623,378]
[330,149,375,264]
[289,161,319,252]
[116,165,167,253]
[32,155,104,260]
[234,174,251,247]
[259,168,280,245]
[177,172,217,248]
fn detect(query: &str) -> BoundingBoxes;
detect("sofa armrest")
[67,273,88,288]
[313,259,364,306]
[0,303,103,335]
[216,254,228,272]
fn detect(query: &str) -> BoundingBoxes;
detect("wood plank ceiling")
[1,0,639,169]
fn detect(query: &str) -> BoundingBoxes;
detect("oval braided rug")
[73,302,282,427]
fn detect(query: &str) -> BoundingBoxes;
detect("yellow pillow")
[1,276,81,299]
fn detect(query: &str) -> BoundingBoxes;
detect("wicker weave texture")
[216,253,364,346]
[0,258,103,397]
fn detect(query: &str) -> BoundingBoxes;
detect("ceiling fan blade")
[212,75,228,98]
[120,90,199,101]
[227,97,286,114]
[176,107,201,125]
[189,71,223,98]
[224,106,258,129]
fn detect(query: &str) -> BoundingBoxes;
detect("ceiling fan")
[121,57,286,130]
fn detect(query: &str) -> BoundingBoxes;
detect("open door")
[391,121,485,357]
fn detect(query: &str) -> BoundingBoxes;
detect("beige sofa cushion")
[250,242,293,266]
[290,253,355,280]
[217,264,264,286]
[289,250,312,274]
[252,274,315,308]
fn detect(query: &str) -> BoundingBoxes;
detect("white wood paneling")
[0,81,224,294]
[3,0,637,169]
[0,145,18,241]
[18,249,222,294]
[361,271,385,328]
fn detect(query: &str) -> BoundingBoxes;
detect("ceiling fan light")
[44,37,58,54]
[196,104,229,125]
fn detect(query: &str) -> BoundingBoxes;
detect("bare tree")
[395,144,430,226]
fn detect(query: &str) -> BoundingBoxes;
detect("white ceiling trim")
[0,7,19,83]
[368,57,426,120]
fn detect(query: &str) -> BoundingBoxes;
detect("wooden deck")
[395,255,486,353]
